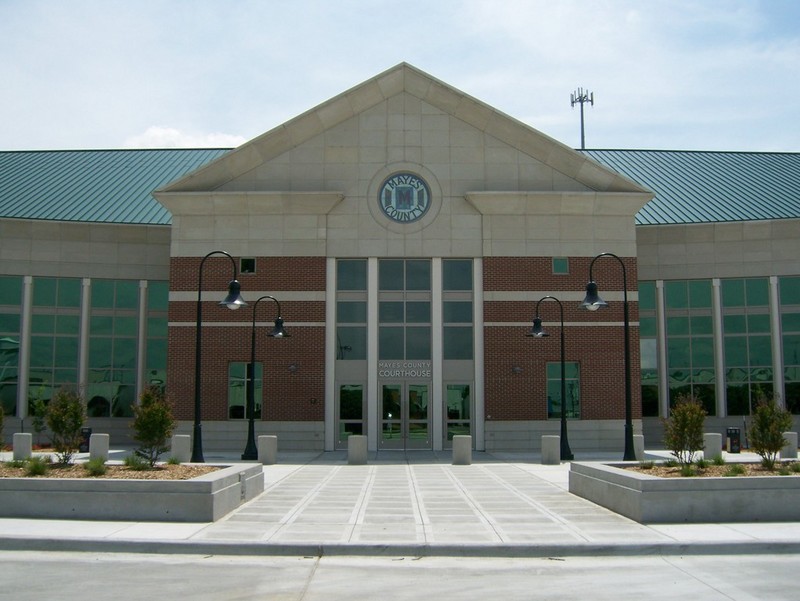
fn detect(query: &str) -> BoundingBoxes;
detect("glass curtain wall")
[638,281,659,416]
[665,280,715,414]
[30,277,81,406]
[0,276,23,416]
[780,276,800,413]
[88,279,139,417]
[722,278,772,415]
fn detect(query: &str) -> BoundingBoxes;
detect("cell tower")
[570,88,594,150]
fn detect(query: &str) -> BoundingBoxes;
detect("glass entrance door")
[380,382,431,449]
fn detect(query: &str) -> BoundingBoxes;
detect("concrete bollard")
[348,435,367,465]
[703,433,723,461]
[452,435,472,465]
[782,432,798,459]
[89,433,110,461]
[541,435,560,465]
[633,434,645,461]
[258,435,278,465]
[13,433,32,461]
[170,434,191,463]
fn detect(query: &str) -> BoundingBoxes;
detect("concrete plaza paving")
[1,450,799,557]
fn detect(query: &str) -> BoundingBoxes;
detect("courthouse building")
[1,64,799,454]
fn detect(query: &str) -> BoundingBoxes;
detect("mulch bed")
[0,462,219,480]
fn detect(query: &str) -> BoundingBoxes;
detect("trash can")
[79,427,92,453]
[726,427,741,453]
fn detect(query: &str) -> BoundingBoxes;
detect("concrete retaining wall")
[0,463,264,522]
[569,461,800,523]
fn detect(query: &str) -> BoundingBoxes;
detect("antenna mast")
[570,88,594,150]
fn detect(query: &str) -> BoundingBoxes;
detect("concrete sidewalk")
[1,450,799,558]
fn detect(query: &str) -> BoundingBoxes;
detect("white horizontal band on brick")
[168,321,324,327]
[169,291,325,302]
[485,291,638,302]
[487,321,640,327]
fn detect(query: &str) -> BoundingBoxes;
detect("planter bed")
[0,463,264,522]
[569,461,800,523]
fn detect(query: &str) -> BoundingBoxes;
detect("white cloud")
[123,126,245,149]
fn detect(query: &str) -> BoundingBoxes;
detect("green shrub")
[778,465,791,476]
[7,459,27,468]
[679,464,697,477]
[45,388,86,464]
[662,394,706,467]
[131,386,176,467]
[25,455,51,476]
[664,458,679,468]
[638,460,655,470]
[695,458,709,469]
[791,462,800,474]
[749,395,793,470]
[712,455,726,466]
[83,456,107,477]
[123,453,150,471]
[167,455,181,465]
[725,463,746,477]
[30,393,49,446]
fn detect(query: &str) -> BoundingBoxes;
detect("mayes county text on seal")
[378,172,431,223]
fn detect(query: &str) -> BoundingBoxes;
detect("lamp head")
[268,316,290,338]
[580,281,608,312]
[220,279,247,310]
[527,317,549,338]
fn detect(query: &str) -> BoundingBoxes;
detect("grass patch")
[83,457,107,477]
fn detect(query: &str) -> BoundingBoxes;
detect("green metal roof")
[583,149,800,225]
[0,149,229,224]
[1,147,798,226]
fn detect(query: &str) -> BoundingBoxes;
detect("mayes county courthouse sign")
[378,361,432,378]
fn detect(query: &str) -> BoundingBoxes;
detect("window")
[445,384,471,441]
[145,281,168,392]
[240,258,256,274]
[338,260,367,291]
[0,276,22,416]
[638,281,659,416]
[337,384,364,446]
[30,278,81,410]
[443,260,473,361]
[228,362,262,419]
[547,362,580,419]
[722,278,771,415]
[664,280,715,415]
[552,257,569,275]
[780,276,800,414]
[378,259,432,361]
[88,280,139,417]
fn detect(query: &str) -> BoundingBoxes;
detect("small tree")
[749,395,793,470]
[131,386,176,467]
[46,388,86,464]
[662,393,706,467]
[30,394,48,447]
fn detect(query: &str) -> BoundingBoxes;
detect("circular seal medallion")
[378,172,431,223]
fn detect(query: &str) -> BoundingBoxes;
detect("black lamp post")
[241,295,289,460]
[192,250,247,463]
[528,295,574,461]
[580,252,635,461]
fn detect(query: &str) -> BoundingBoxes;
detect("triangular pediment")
[158,63,647,196]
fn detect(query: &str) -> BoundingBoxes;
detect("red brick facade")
[167,254,640,426]
[167,256,326,422]
[483,256,641,422]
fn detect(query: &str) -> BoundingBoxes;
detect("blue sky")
[2,0,799,151]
